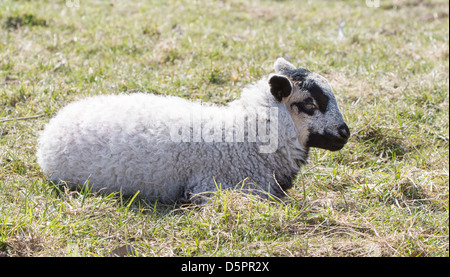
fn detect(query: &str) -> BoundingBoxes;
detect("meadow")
[0,0,448,257]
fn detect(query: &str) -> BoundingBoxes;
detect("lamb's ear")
[274,57,296,74]
[269,74,293,102]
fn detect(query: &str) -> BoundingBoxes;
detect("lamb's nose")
[338,123,350,140]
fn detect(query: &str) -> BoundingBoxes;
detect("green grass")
[0,0,448,257]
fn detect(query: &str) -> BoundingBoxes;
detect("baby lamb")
[37,58,350,203]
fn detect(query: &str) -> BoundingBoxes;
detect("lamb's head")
[269,57,350,151]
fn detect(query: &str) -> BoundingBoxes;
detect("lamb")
[36,58,350,203]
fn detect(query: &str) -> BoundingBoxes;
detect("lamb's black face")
[269,58,350,152]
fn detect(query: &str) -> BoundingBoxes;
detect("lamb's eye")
[304,103,317,110]
[290,99,317,116]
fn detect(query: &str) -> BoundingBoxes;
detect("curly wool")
[37,78,308,203]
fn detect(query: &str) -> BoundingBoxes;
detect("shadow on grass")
[45,180,186,218]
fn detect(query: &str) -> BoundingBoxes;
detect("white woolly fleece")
[37,78,308,203]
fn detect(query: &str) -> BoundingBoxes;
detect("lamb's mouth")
[306,132,348,151]
[327,141,347,151]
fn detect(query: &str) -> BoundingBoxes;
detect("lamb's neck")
[229,80,310,189]
[272,141,308,191]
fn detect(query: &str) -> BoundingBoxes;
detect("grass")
[0,0,448,257]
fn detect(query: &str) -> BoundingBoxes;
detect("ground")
[0,0,448,257]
